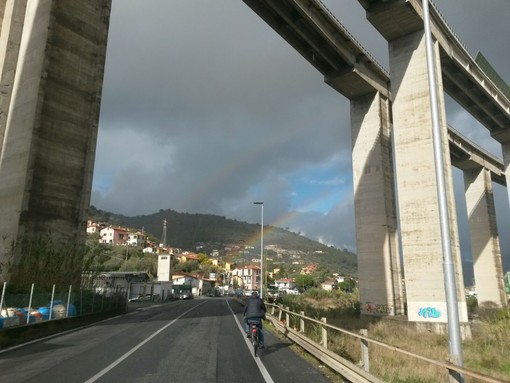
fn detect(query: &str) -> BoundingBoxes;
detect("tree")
[197,253,210,264]
[338,278,357,293]
[274,264,289,280]
[294,274,315,292]
[311,266,330,285]
[175,260,200,274]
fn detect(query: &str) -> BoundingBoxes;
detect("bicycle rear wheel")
[250,325,259,357]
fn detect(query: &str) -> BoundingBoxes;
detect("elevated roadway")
[242,0,506,184]
[448,127,506,186]
[243,0,389,98]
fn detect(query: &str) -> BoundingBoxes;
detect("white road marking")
[84,300,208,383]
[226,299,275,383]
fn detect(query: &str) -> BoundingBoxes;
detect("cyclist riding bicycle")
[244,291,267,349]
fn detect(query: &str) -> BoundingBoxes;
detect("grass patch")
[270,291,510,382]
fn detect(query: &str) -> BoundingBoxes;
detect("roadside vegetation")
[3,236,89,288]
[273,290,510,382]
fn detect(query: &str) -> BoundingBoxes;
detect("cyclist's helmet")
[251,291,259,297]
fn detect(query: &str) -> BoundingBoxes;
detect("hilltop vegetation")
[88,206,358,276]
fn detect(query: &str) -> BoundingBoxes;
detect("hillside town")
[87,219,510,302]
[86,220,355,301]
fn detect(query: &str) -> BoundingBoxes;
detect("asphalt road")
[0,297,332,383]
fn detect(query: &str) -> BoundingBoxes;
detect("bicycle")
[247,319,261,356]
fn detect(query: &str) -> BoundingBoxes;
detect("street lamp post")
[422,1,463,380]
[253,202,264,298]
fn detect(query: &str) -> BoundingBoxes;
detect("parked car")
[179,292,193,300]
[128,294,151,302]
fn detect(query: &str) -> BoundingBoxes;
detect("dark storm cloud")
[92,0,509,258]
[94,0,350,221]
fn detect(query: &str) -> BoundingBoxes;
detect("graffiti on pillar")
[363,302,393,315]
[418,307,441,319]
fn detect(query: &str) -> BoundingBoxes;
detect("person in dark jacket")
[244,291,267,348]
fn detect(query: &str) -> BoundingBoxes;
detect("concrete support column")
[351,92,404,316]
[0,0,111,284]
[502,143,510,211]
[389,31,468,323]
[0,0,27,150]
[464,167,507,307]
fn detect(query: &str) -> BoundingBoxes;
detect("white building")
[275,278,295,290]
[99,226,129,245]
[127,232,145,246]
[172,274,203,296]
[86,220,106,234]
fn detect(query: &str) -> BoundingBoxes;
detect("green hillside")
[88,206,358,276]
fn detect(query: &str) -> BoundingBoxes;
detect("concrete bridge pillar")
[502,143,510,214]
[0,0,111,283]
[0,0,28,145]
[351,92,404,316]
[389,31,468,323]
[464,167,507,307]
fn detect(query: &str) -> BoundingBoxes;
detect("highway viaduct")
[0,0,508,328]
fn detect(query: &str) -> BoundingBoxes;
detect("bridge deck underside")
[244,0,506,183]
[242,0,388,99]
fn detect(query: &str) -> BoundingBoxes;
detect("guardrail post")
[321,317,328,349]
[300,311,305,333]
[49,285,56,320]
[0,282,6,316]
[66,285,72,317]
[27,283,35,324]
[278,304,283,322]
[360,329,369,372]
[286,307,290,328]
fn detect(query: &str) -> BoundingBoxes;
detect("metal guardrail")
[266,303,507,383]
[266,310,381,382]
[428,0,472,58]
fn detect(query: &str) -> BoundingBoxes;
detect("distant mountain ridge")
[88,206,358,275]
